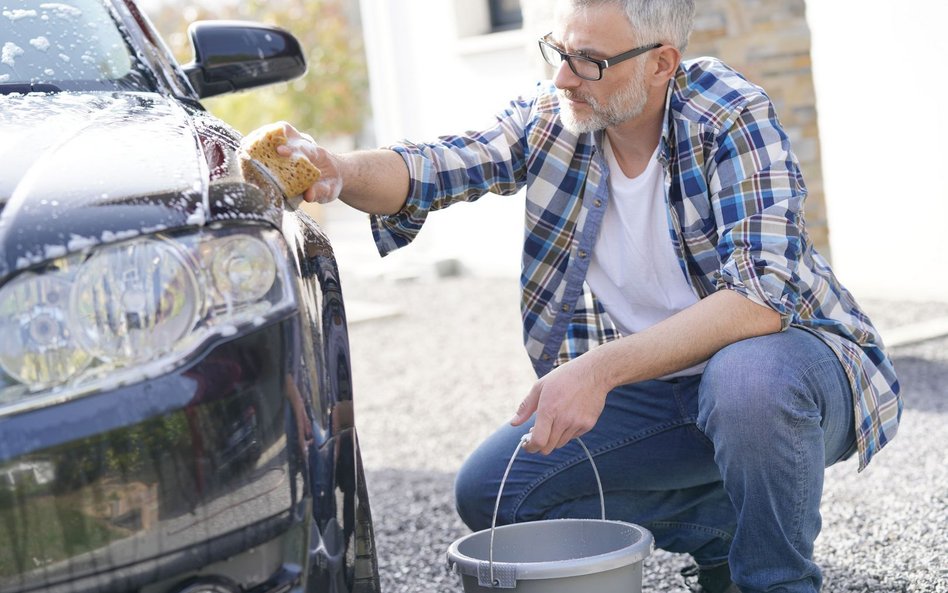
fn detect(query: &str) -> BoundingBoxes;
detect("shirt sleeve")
[370,96,534,257]
[708,91,808,329]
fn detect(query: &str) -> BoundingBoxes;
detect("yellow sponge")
[239,124,321,197]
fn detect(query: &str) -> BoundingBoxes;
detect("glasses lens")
[570,57,601,80]
[539,41,561,67]
[539,41,601,81]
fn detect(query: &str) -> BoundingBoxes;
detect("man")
[267,1,900,591]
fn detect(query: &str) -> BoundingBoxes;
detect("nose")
[552,59,581,90]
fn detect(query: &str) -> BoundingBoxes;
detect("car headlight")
[0,225,297,414]
[70,238,202,364]
[0,274,92,386]
[209,235,277,306]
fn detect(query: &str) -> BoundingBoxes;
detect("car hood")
[0,92,281,277]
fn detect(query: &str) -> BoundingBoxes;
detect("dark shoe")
[680,562,741,593]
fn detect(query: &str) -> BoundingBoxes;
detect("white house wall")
[808,1,948,302]
[353,0,541,278]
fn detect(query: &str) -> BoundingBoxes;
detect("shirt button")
[594,199,602,207]
[561,303,570,312]
[542,354,552,361]
[578,250,588,259]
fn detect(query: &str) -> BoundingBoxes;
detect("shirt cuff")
[715,262,795,330]
[369,145,427,257]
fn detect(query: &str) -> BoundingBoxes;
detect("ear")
[648,45,681,87]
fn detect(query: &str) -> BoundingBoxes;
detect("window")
[0,0,150,91]
[489,0,522,32]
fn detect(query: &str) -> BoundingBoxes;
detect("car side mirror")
[182,21,306,99]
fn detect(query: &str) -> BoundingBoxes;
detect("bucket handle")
[485,434,605,588]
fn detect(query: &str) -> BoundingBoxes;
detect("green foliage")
[0,495,121,577]
[146,0,368,137]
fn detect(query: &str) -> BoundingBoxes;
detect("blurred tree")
[145,0,368,139]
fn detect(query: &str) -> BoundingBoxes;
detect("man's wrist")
[582,345,624,394]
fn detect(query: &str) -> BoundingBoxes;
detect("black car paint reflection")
[0,1,380,592]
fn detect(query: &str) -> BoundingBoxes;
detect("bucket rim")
[446,518,654,582]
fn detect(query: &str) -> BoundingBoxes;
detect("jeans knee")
[454,456,492,532]
[697,339,800,443]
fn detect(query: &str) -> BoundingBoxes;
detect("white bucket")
[446,437,654,592]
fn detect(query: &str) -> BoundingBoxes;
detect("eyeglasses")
[538,33,662,81]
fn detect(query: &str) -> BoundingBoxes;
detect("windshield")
[1,0,155,92]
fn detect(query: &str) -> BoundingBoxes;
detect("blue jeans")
[454,328,857,593]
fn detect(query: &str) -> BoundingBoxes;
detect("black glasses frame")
[538,33,662,81]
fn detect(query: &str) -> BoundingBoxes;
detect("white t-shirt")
[586,137,707,378]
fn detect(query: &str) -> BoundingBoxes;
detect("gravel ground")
[341,273,948,593]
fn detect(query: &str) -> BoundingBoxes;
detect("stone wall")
[687,0,827,256]
[522,0,830,257]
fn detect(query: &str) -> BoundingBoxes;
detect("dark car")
[0,2,380,592]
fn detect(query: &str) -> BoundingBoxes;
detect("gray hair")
[567,0,696,52]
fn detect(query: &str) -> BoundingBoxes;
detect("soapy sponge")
[239,124,321,197]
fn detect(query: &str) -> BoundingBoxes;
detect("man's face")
[550,2,651,134]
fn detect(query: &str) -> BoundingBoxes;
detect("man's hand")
[269,121,343,204]
[249,121,409,215]
[510,355,611,455]
[507,291,782,456]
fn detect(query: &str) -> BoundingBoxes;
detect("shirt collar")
[658,78,674,166]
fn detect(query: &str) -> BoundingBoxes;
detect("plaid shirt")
[371,58,900,470]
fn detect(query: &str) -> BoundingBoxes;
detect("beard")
[558,68,649,134]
